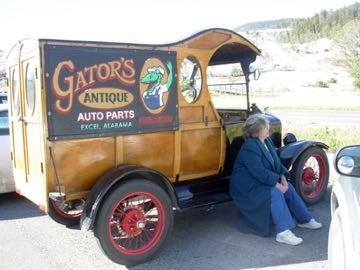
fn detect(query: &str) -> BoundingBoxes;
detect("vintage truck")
[5,28,329,265]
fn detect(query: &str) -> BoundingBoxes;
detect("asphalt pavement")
[271,110,360,126]
[0,187,331,270]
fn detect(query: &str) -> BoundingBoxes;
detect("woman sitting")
[230,113,322,245]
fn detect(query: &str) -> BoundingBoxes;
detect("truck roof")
[7,28,261,65]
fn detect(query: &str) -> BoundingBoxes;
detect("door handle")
[10,116,23,122]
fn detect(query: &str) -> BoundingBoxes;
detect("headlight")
[337,156,355,174]
[283,133,297,145]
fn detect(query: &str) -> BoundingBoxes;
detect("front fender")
[80,164,177,231]
[278,140,329,169]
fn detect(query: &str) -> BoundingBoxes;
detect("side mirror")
[253,69,260,81]
[335,145,360,176]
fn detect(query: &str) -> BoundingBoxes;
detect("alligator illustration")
[140,61,173,110]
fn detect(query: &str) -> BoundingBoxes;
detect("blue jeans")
[270,183,312,233]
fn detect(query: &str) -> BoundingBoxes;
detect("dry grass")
[282,121,360,153]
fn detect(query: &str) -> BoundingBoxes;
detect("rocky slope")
[212,28,359,110]
[241,29,353,92]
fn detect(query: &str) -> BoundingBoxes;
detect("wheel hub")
[302,167,315,185]
[120,207,145,236]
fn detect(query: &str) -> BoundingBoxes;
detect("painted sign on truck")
[44,45,178,140]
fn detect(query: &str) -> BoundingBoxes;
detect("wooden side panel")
[179,106,203,123]
[49,138,115,194]
[123,132,175,177]
[180,128,221,174]
[47,131,176,198]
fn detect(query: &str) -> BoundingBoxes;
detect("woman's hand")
[275,175,289,193]
[280,175,288,190]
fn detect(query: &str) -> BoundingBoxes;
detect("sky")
[0,0,358,52]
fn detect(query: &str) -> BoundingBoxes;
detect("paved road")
[272,110,360,126]
[0,189,331,270]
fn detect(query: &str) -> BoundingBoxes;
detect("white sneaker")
[298,218,322,229]
[276,229,303,246]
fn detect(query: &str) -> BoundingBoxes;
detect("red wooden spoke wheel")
[108,192,165,255]
[95,180,173,266]
[291,146,329,205]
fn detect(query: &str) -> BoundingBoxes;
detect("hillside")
[242,29,352,89]
[234,19,295,31]
[235,3,360,43]
[221,4,360,110]
[211,27,359,111]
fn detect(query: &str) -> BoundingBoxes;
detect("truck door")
[178,55,225,179]
[8,50,45,206]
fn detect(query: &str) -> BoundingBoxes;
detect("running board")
[177,191,231,210]
[174,176,232,210]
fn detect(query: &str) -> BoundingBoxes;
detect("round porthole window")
[180,56,202,103]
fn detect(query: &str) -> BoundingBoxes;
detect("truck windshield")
[207,63,248,110]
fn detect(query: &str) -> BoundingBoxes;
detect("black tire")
[95,179,173,266]
[290,146,329,205]
[328,208,346,270]
[48,198,83,226]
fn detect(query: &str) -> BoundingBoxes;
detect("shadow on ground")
[0,192,46,220]
[131,188,331,270]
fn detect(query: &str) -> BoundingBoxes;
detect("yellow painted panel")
[25,123,42,177]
